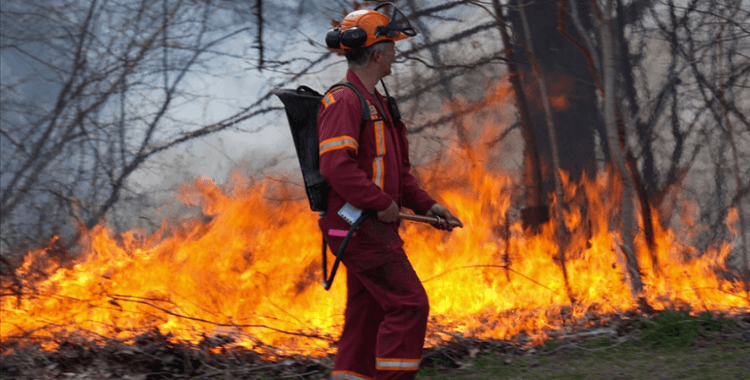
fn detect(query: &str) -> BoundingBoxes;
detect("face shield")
[373,2,417,38]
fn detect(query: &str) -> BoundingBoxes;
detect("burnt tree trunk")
[492,0,545,225]
[507,0,601,223]
[515,1,576,305]
[601,0,647,307]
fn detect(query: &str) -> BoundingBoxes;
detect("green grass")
[638,311,737,348]
[416,311,749,380]
[416,339,749,379]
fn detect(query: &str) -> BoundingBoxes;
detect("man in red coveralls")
[317,4,463,380]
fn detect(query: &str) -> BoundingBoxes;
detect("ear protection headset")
[325,27,368,49]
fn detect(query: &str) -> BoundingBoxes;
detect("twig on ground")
[282,370,320,378]
[109,295,335,342]
[539,335,633,356]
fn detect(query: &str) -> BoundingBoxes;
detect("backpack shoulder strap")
[326,81,370,137]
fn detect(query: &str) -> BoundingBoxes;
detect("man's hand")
[378,201,400,223]
[425,204,463,231]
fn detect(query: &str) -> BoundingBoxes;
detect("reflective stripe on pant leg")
[331,370,373,380]
[375,358,420,371]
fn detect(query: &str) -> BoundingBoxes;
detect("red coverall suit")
[317,70,436,380]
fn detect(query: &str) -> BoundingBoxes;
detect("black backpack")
[272,82,370,212]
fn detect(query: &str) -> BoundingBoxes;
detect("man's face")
[379,42,396,78]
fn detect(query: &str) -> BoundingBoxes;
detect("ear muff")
[340,27,368,49]
[326,28,341,49]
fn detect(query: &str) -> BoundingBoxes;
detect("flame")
[2,82,748,357]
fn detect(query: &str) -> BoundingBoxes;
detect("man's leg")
[322,217,428,379]
[331,267,385,380]
[354,254,429,380]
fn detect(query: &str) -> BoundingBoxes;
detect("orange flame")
[2,83,748,356]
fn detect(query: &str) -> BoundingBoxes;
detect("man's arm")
[318,88,393,213]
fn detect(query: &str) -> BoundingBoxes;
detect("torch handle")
[398,212,462,227]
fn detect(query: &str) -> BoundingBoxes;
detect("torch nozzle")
[398,212,463,228]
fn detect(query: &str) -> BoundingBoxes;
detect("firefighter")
[317,4,463,380]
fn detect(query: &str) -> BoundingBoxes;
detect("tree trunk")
[492,0,546,231]
[600,0,646,306]
[516,1,575,305]
[507,0,600,203]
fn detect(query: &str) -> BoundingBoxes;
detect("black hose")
[321,212,373,290]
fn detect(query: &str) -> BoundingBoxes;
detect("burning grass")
[2,155,747,353]
[4,142,750,340]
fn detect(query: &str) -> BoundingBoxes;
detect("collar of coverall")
[346,70,392,120]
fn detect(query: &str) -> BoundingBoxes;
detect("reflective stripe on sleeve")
[372,156,384,189]
[322,93,336,109]
[331,370,372,380]
[375,358,420,370]
[319,136,358,155]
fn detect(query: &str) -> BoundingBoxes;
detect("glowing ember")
[1,83,747,356]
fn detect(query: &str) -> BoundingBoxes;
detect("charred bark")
[254,0,264,71]
[507,0,600,205]
[516,0,575,305]
[492,0,546,230]
[600,0,647,309]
